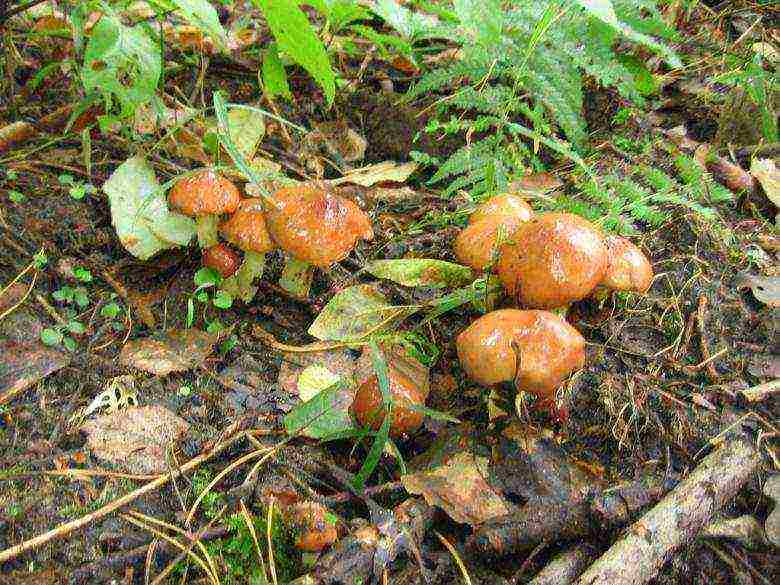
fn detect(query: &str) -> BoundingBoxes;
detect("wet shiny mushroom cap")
[468,193,534,225]
[456,309,585,400]
[265,184,374,267]
[601,235,653,293]
[497,213,608,308]
[351,369,427,438]
[219,198,275,254]
[202,243,240,278]
[168,169,240,217]
[454,215,529,272]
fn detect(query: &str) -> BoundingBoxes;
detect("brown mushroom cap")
[289,501,338,552]
[601,235,653,293]
[456,309,585,400]
[351,370,427,438]
[169,169,240,217]
[454,215,528,272]
[202,243,240,278]
[219,198,275,254]
[468,193,533,225]
[497,213,607,308]
[264,185,374,267]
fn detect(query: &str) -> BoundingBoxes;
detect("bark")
[528,544,596,585]
[575,436,762,585]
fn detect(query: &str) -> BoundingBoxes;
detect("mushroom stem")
[196,215,220,248]
[221,251,265,303]
[279,257,314,298]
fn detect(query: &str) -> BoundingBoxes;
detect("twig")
[527,544,596,585]
[0,0,47,23]
[0,430,247,563]
[575,436,762,585]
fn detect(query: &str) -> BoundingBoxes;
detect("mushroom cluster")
[168,172,373,301]
[452,190,655,414]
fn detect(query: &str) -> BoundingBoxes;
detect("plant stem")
[222,251,265,303]
[196,215,219,248]
[279,257,314,299]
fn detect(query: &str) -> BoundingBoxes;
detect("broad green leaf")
[253,0,335,105]
[170,0,229,51]
[366,259,474,289]
[370,0,439,40]
[308,285,418,342]
[283,381,354,438]
[82,15,161,116]
[261,44,293,101]
[226,107,265,160]
[575,0,618,25]
[103,156,196,260]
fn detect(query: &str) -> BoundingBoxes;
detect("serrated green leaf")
[170,0,229,52]
[366,259,474,288]
[308,285,418,342]
[253,0,335,105]
[82,15,161,116]
[103,156,196,260]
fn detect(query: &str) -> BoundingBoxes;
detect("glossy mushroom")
[497,213,607,309]
[600,235,653,293]
[351,369,428,438]
[454,193,533,273]
[265,184,373,297]
[169,169,240,247]
[202,243,240,278]
[219,198,276,301]
[289,501,338,552]
[456,309,585,402]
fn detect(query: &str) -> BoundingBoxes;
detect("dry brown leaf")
[331,161,418,187]
[751,158,780,225]
[119,329,218,375]
[81,405,189,474]
[0,121,36,154]
[510,172,563,198]
[763,474,780,547]
[402,451,509,525]
[0,340,70,406]
[308,120,367,163]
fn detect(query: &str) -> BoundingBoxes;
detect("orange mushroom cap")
[290,501,338,552]
[202,243,240,278]
[601,235,653,293]
[497,213,607,309]
[456,309,585,400]
[351,370,428,438]
[468,193,533,225]
[169,169,240,217]
[454,215,529,273]
[264,185,373,267]
[219,198,275,254]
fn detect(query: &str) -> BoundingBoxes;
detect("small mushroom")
[351,368,428,438]
[289,501,339,552]
[456,309,585,402]
[600,235,653,293]
[202,243,240,278]
[265,184,373,297]
[219,198,276,301]
[169,169,240,247]
[468,193,533,225]
[497,213,607,309]
[454,193,534,272]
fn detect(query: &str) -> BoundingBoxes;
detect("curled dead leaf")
[119,329,218,375]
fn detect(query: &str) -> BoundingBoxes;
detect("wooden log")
[575,436,762,585]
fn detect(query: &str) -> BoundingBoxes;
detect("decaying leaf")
[277,345,357,397]
[736,272,780,307]
[751,158,780,225]
[103,156,196,260]
[332,161,418,187]
[81,405,189,474]
[308,285,417,342]
[0,121,35,154]
[119,329,218,375]
[402,451,509,525]
[366,259,474,289]
[510,172,563,198]
[225,107,266,161]
[0,340,70,406]
[83,375,139,417]
[307,120,367,163]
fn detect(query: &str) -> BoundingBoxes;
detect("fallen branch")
[527,543,596,585]
[575,435,762,585]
